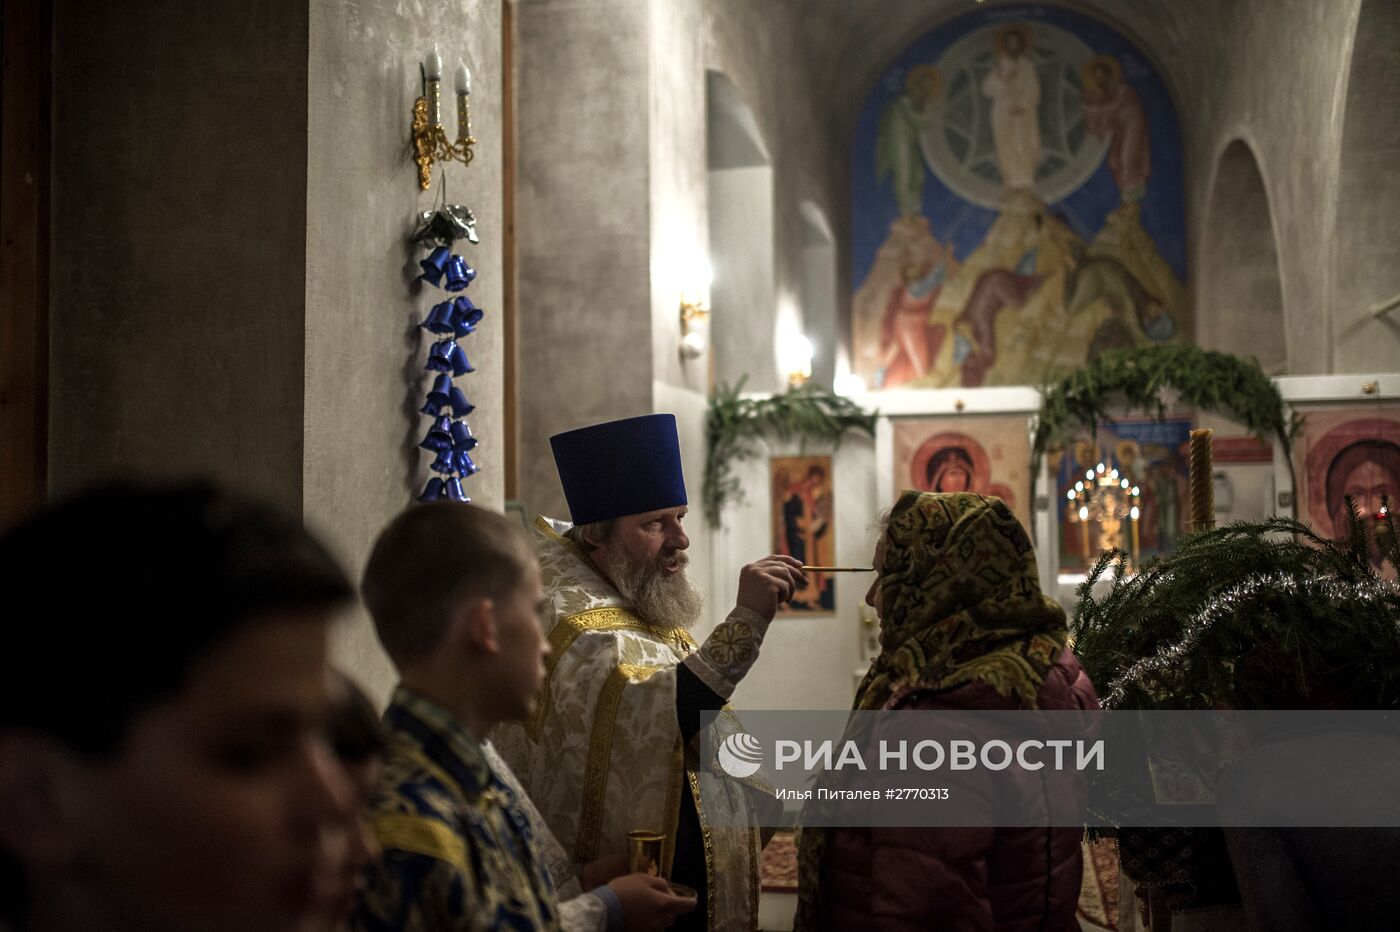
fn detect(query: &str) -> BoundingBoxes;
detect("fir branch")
[1031,346,1296,514]
[1071,510,1400,711]
[704,381,875,527]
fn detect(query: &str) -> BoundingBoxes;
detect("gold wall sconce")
[411,45,476,190]
[680,296,710,359]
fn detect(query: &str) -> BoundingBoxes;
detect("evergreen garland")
[704,379,876,527]
[1072,498,1400,711]
[1033,345,1300,510]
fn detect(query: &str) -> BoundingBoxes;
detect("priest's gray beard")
[606,549,704,630]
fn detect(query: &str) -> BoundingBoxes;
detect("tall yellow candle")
[1189,428,1215,531]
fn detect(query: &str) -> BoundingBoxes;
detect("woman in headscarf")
[795,491,1097,931]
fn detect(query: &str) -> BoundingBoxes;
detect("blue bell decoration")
[450,420,478,452]
[445,477,470,502]
[443,255,475,292]
[421,301,456,335]
[456,450,480,476]
[447,386,475,417]
[451,296,484,337]
[426,373,453,410]
[420,396,442,417]
[445,342,474,377]
[429,447,456,474]
[418,477,445,502]
[426,339,454,372]
[418,415,453,452]
[418,246,452,287]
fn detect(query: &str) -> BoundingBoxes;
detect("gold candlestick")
[1189,428,1215,531]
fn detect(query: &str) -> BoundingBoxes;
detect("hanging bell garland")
[410,201,485,504]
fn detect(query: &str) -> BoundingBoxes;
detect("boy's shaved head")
[362,502,535,669]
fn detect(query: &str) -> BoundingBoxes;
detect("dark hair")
[362,502,534,668]
[1325,439,1400,522]
[0,480,353,756]
[328,672,388,765]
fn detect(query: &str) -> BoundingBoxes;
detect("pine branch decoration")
[1072,509,1400,711]
[1033,345,1299,512]
[703,379,875,527]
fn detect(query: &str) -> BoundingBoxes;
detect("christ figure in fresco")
[1081,54,1151,202]
[1326,439,1400,578]
[981,24,1042,191]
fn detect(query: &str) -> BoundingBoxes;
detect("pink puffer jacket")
[815,647,1099,932]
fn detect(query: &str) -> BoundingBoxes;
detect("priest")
[493,413,804,931]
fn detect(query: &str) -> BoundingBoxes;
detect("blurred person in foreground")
[0,481,361,932]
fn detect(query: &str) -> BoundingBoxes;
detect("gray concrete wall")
[515,0,655,521]
[1331,0,1400,370]
[1197,141,1287,373]
[704,0,849,393]
[49,0,311,512]
[306,0,505,702]
[709,166,777,391]
[649,0,710,396]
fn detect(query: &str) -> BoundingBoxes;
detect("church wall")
[305,0,505,703]
[1330,0,1400,371]
[1175,0,1363,375]
[514,0,655,522]
[648,0,710,398]
[702,0,849,394]
[1197,140,1287,373]
[48,0,311,512]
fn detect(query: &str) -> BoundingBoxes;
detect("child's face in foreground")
[60,614,360,932]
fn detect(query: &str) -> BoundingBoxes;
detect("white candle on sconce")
[424,44,444,127]
[455,61,471,97]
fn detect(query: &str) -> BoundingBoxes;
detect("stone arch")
[1331,0,1400,369]
[1198,139,1287,372]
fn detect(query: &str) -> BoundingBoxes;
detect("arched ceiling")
[785,0,1202,145]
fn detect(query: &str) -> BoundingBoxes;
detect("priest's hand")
[607,873,697,930]
[735,555,808,621]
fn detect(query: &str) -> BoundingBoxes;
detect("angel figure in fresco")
[1081,54,1151,203]
[876,65,943,216]
[877,256,950,388]
[981,24,1042,191]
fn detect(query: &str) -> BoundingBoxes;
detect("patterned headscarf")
[854,490,1067,711]
[794,491,1066,930]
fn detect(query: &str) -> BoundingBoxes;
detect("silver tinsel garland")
[1101,571,1400,709]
